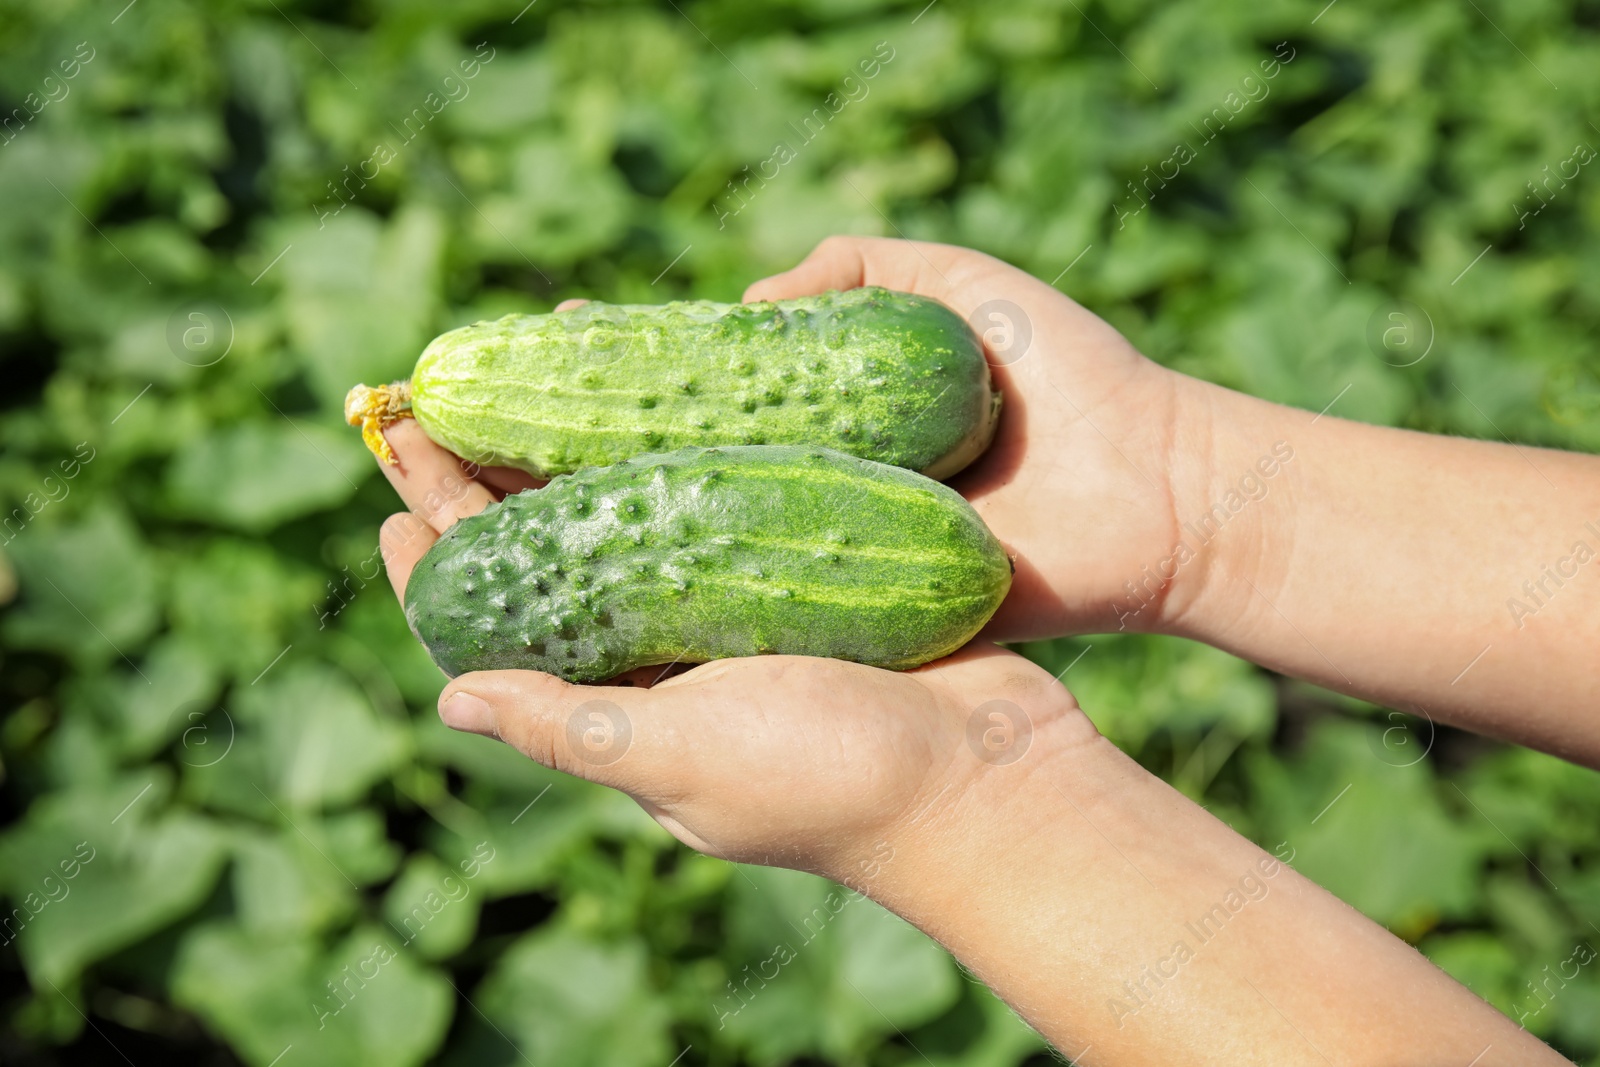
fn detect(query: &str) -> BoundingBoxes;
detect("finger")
[914,642,1090,732]
[379,511,438,600]
[554,298,589,312]
[438,670,692,797]
[472,464,544,498]
[914,641,1037,684]
[378,419,497,532]
[606,662,694,688]
[743,235,967,304]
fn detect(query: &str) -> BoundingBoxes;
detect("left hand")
[373,419,1096,881]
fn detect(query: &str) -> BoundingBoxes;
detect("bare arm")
[374,420,1567,1066]
[1164,378,1600,765]
[873,721,1563,1066]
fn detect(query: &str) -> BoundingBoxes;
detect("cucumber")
[404,445,1012,682]
[347,288,1000,480]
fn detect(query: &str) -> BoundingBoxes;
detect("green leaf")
[422,775,640,899]
[5,3,1600,1064]
[278,206,444,406]
[1421,931,1519,1013]
[192,662,408,812]
[3,505,160,664]
[1245,720,1490,936]
[473,139,632,267]
[382,852,485,961]
[908,981,1047,1067]
[1020,634,1276,758]
[445,50,555,135]
[167,537,321,681]
[335,588,452,706]
[473,927,672,1067]
[0,770,228,984]
[171,922,452,1067]
[716,865,960,1064]
[316,808,403,884]
[166,419,370,532]
[80,634,221,760]
[231,826,360,936]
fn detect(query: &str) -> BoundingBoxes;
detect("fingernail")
[440,691,494,734]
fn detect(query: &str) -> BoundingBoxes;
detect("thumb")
[743,234,970,305]
[439,670,689,796]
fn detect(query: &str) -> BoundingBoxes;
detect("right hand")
[746,236,1212,640]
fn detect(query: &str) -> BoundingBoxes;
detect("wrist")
[833,697,1119,917]
[1146,375,1300,643]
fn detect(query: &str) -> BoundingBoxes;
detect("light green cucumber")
[349,288,1000,480]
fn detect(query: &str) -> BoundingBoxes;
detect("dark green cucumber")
[404,287,999,480]
[404,445,1012,682]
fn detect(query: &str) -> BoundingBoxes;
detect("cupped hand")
[747,236,1207,639]
[374,420,1095,881]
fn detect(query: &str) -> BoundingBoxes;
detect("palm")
[594,644,1080,874]
[371,422,1089,878]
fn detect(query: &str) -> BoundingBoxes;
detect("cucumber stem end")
[344,380,414,465]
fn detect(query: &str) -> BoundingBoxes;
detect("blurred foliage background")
[1,0,1598,1063]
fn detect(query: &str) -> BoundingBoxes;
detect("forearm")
[1162,376,1600,765]
[857,727,1559,1065]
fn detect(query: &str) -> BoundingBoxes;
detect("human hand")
[372,418,1095,880]
[369,421,1563,1067]
[746,236,1220,640]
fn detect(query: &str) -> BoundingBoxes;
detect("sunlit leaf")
[472,927,672,1067]
[0,770,228,985]
[3,505,159,664]
[166,420,370,532]
[171,922,452,1067]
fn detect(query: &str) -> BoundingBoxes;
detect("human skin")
[372,236,1595,1064]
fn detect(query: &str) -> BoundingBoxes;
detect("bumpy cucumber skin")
[409,288,998,480]
[404,445,1013,682]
